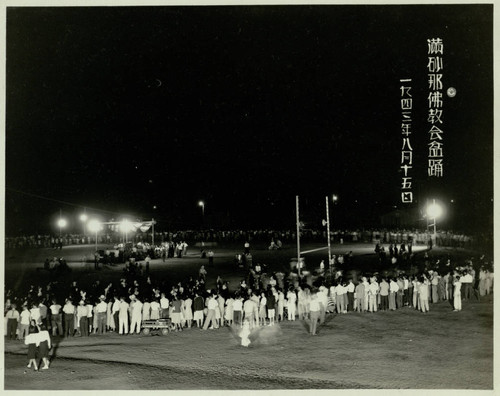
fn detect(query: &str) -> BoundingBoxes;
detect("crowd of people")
[5,247,494,357]
[5,227,479,250]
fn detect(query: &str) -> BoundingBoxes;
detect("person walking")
[202,293,217,330]
[309,293,321,336]
[25,325,40,371]
[37,324,52,370]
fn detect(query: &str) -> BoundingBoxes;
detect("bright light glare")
[198,201,204,207]
[57,218,67,228]
[80,214,88,222]
[332,195,338,202]
[426,202,444,219]
[88,219,102,233]
[120,219,134,233]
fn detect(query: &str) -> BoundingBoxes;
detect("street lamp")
[120,219,134,243]
[57,218,67,237]
[80,213,88,236]
[198,201,205,227]
[88,219,102,252]
[426,199,444,247]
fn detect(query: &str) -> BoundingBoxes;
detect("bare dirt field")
[3,242,494,389]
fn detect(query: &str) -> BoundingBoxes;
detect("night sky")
[4,5,493,235]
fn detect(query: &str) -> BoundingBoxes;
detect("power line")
[5,187,143,218]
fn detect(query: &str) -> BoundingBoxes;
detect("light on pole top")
[120,219,135,233]
[198,201,204,207]
[332,194,339,202]
[88,219,102,233]
[57,218,67,228]
[80,213,88,222]
[426,201,444,219]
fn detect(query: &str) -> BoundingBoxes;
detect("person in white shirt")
[5,304,20,340]
[142,298,151,321]
[309,293,321,336]
[431,273,440,303]
[346,280,355,312]
[77,300,89,336]
[355,281,365,312]
[419,277,430,313]
[25,325,40,371]
[30,303,41,325]
[232,296,243,327]
[389,278,399,311]
[317,286,328,324]
[286,289,297,320]
[160,293,169,319]
[112,296,120,332]
[96,296,108,334]
[150,299,161,320]
[49,299,63,336]
[277,289,285,322]
[368,278,379,313]
[62,299,75,337]
[86,301,94,333]
[453,275,462,311]
[403,276,410,306]
[202,294,218,330]
[336,283,347,314]
[362,277,370,312]
[243,297,257,329]
[129,295,143,334]
[463,271,473,300]
[118,296,129,335]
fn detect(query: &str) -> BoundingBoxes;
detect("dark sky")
[5,5,493,234]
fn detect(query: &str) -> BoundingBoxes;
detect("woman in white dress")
[286,288,297,321]
[183,295,193,328]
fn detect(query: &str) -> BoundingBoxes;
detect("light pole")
[198,201,205,227]
[80,212,88,237]
[426,199,443,247]
[57,217,67,237]
[325,196,332,268]
[88,219,102,252]
[121,219,134,244]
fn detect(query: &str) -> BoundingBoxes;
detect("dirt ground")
[3,242,494,389]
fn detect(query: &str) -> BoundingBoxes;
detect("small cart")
[141,318,172,335]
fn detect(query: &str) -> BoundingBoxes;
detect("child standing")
[37,324,52,370]
[25,325,39,371]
